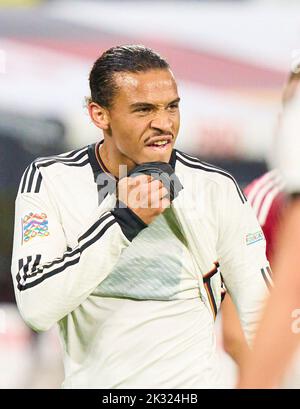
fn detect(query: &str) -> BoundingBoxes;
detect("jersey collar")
[88,139,177,182]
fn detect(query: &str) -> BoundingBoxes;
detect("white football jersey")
[11,141,270,388]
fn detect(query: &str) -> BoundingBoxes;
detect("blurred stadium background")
[0,0,299,388]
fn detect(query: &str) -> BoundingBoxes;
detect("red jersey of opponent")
[244,170,286,264]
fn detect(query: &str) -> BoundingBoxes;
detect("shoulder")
[35,146,89,170]
[19,146,90,194]
[244,169,285,223]
[245,169,284,205]
[174,149,247,204]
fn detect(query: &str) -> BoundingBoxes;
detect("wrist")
[111,200,148,241]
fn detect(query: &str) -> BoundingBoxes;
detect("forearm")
[238,287,300,388]
[13,213,126,330]
[221,295,250,369]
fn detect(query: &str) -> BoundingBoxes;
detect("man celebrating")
[11,45,270,388]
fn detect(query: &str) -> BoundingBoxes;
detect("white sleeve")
[11,165,147,332]
[217,178,271,344]
[275,96,300,194]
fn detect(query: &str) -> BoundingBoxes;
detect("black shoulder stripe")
[179,151,247,202]
[176,151,246,204]
[21,162,42,194]
[36,147,87,163]
[34,171,43,193]
[20,165,31,193]
[63,147,88,158]
[37,149,88,168]
[27,163,37,193]
[20,148,89,194]
[39,158,89,169]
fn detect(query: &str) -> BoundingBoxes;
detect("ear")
[88,102,110,130]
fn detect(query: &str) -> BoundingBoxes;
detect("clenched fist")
[117,174,170,225]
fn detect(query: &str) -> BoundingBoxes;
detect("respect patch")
[22,212,49,244]
[246,231,264,246]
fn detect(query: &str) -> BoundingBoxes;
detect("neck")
[99,139,137,178]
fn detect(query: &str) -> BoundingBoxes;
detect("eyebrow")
[130,97,181,110]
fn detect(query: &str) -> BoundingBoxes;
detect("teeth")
[153,140,168,146]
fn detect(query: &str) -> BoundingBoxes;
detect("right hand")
[117,175,170,225]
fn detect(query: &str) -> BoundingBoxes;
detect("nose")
[150,110,173,134]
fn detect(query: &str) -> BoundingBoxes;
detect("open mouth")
[146,137,172,149]
[146,140,171,150]
[149,141,170,146]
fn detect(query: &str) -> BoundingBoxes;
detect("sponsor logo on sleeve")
[246,230,264,246]
[22,212,49,244]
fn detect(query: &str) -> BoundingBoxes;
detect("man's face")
[106,68,180,165]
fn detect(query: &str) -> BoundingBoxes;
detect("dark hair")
[89,45,170,108]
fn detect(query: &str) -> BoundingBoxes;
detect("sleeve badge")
[22,212,49,244]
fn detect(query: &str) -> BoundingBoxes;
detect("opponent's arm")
[221,294,250,369]
[238,198,300,388]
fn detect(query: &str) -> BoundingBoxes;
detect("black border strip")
[176,151,246,204]
[261,268,272,290]
[17,216,117,291]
